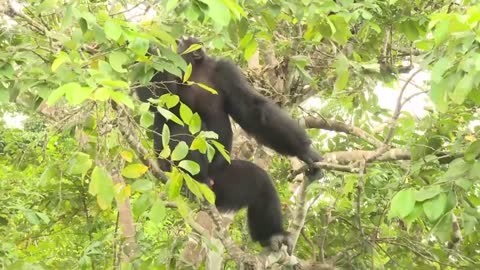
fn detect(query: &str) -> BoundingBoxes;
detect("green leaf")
[335,70,349,91]
[239,32,253,48]
[433,20,450,45]
[180,103,193,124]
[207,144,215,162]
[131,179,154,192]
[464,140,480,162]
[90,166,115,210]
[194,82,218,94]
[191,136,208,153]
[79,18,88,33]
[159,147,171,159]
[162,124,170,148]
[429,82,448,113]
[455,178,473,191]
[462,212,477,236]
[100,80,129,89]
[122,163,149,179]
[168,170,183,200]
[431,57,450,83]
[111,91,134,109]
[36,212,50,224]
[47,82,79,106]
[451,73,473,104]
[432,213,452,242]
[422,193,447,222]
[171,142,189,161]
[200,0,231,26]
[389,188,416,219]
[149,200,166,223]
[104,19,123,41]
[109,51,128,73]
[244,38,258,61]
[211,140,231,163]
[66,86,94,105]
[174,198,190,218]
[415,185,442,202]
[180,43,203,55]
[189,113,202,134]
[470,161,480,179]
[184,173,204,199]
[37,0,58,13]
[157,107,184,125]
[68,152,92,175]
[166,0,179,11]
[440,158,470,181]
[199,183,215,204]
[51,51,71,72]
[415,39,434,51]
[128,38,150,56]
[133,192,154,217]
[162,94,180,109]
[221,0,246,18]
[0,63,14,79]
[140,111,154,128]
[404,203,423,223]
[329,15,351,45]
[399,20,420,41]
[120,151,133,162]
[178,160,201,175]
[24,211,40,225]
[61,4,75,29]
[93,87,112,101]
[183,63,193,83]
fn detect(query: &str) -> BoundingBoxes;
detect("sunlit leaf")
[122,164,149,179]
[68,152,92,175]
[157,107,184,126]
[66,86,94,105]
[120,150,133,162]
[184,173,203,199]
[180,103,193,123]
[149,200,166,223]
[178,160,200,175]
[89,166,115,210]
[183,63,193,83]
[140,111,154,128]
[104,19,123,41]
[171,142,189,161]
[415,185,442,202]
[168,170,183,199]
[109,51,128,73]
[423,193,447,222]
[388,188,416,219]
[162,124,171,148]
[211,140,231,163]
[111,91,134,109]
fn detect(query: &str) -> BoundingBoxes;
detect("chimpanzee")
[135,37,323,253]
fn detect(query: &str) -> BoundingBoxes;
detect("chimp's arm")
[213,59,323,168]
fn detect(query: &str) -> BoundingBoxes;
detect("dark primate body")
[136,37,323,253]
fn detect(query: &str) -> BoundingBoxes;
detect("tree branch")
[301,116,385,148]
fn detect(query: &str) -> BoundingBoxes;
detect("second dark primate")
[136,37,323,253]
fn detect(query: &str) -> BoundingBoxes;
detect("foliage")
[0,0,479,269]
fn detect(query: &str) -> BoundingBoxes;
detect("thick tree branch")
[112,169,137,262]
[301,117,385,148]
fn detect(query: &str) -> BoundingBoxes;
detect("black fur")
[135,37,323,253]
[211,160,288,245]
